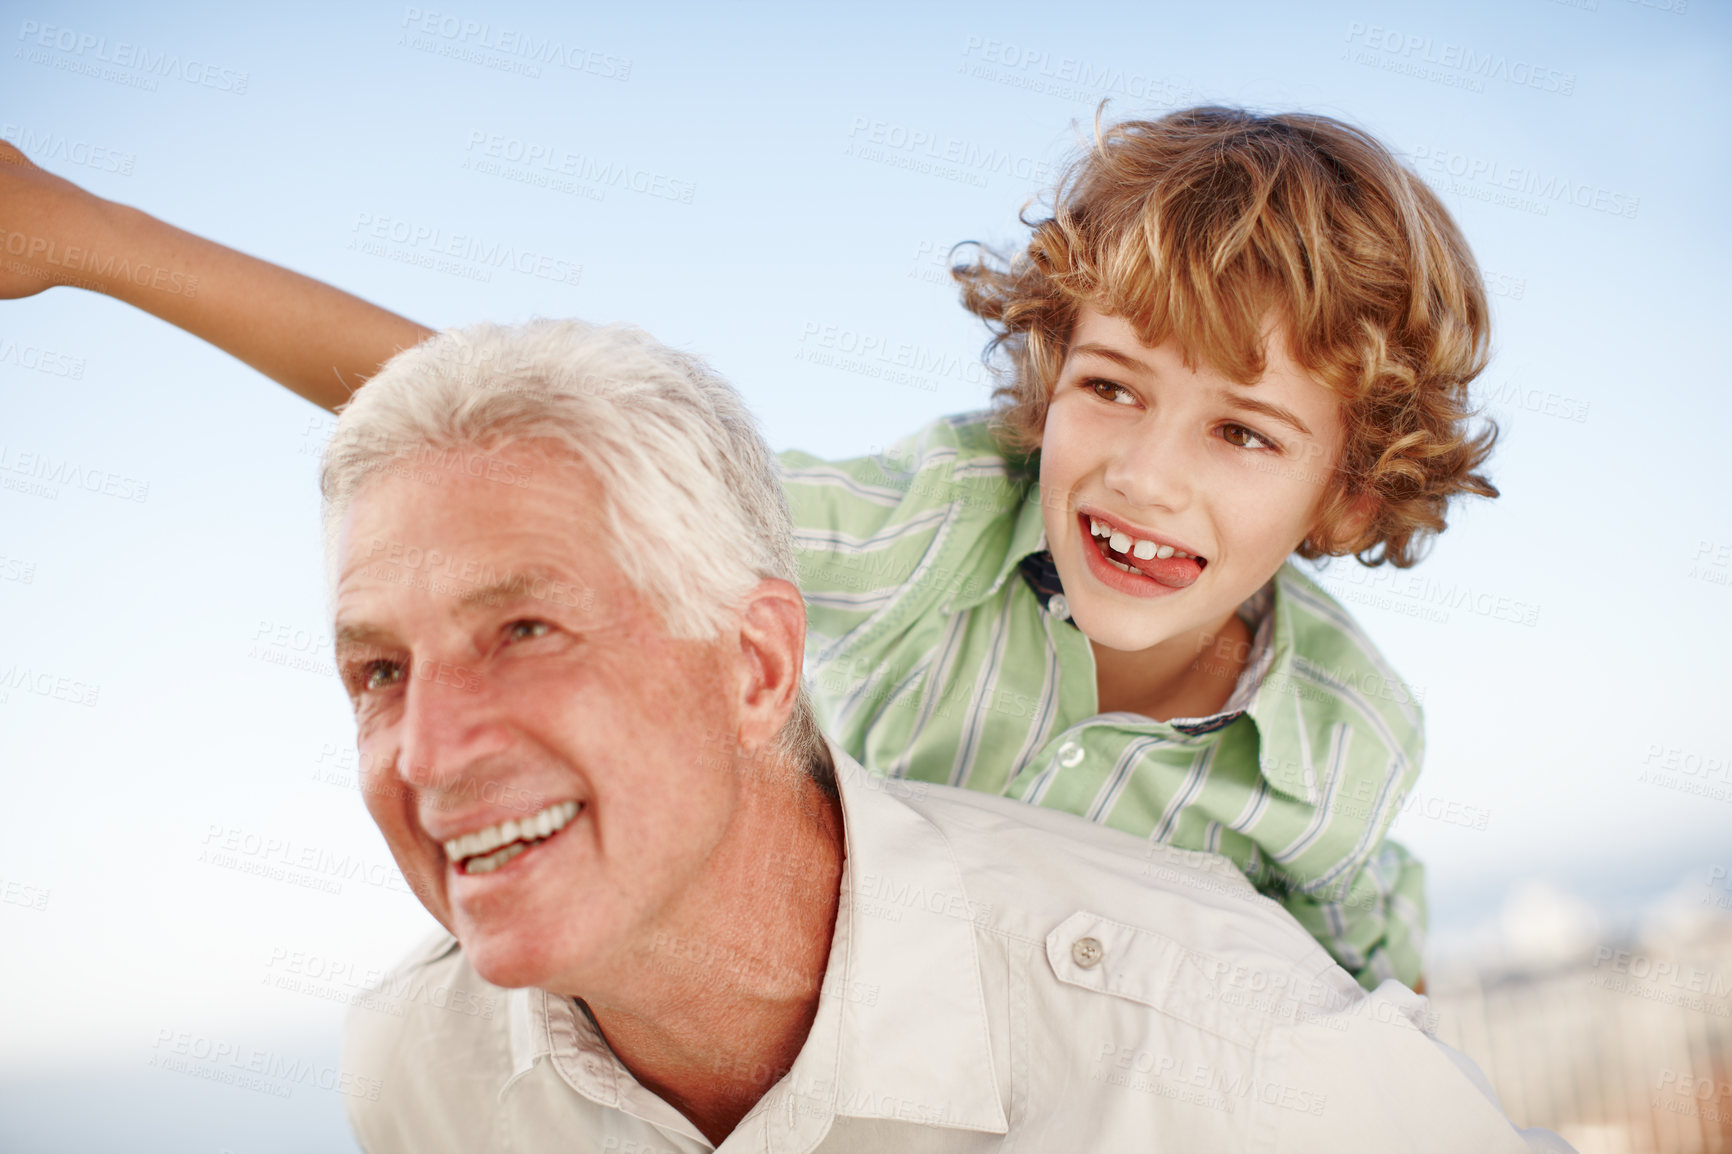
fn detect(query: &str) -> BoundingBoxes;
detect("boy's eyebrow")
[1069,343,1155,375]
[1225,393,1313,438]
[1071,341,1317,439]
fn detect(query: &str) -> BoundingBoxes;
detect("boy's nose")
[1101,418,1195,513]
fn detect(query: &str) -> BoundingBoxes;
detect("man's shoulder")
[881,775,1342,977]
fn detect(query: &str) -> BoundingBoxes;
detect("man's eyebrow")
[1225,393,1313,438]
[334,622,397,652]
[1069,343,1156,375]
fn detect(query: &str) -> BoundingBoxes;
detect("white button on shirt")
[344,744,1573,1153]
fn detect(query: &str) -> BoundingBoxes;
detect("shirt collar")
[504,743,1009,1151]
[950,478,1388,807]
[813,747,1009,1136]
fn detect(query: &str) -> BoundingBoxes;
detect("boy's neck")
[1092,610,1253,722]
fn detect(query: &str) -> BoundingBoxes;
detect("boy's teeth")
[444,799,581,865]
[1091,517,1197,563]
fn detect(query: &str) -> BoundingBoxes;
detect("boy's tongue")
[1126,551,1204,588]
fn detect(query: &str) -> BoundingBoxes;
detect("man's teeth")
[466,841,530,876]
[1088,518,1193,561]
[444,799,581,870]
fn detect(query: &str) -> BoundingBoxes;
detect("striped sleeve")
[776,419,981,662]
[1278,838,1427,990]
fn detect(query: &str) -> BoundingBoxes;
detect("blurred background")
[1,1,1728,1150]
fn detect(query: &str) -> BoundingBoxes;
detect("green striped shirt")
[780,412,1428,989]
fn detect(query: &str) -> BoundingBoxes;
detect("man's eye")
[506,620,551,643]
[1221,423,1276,451]
[361,660,403,692]
[1087,379,1137,406]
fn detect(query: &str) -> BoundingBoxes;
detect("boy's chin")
[1068,601,1190,654]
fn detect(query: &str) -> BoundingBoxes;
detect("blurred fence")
[1428,898,1732,1153]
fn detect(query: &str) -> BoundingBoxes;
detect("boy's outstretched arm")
[0,141,432,413]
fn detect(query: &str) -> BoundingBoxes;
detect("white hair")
[320,318,829,777]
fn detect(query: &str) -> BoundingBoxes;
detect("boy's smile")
[1078,506,1205,591]
[1039,306,1349,665]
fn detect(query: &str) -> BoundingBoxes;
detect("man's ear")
[732,578,808,754]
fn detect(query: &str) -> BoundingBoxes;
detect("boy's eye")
[1087,378,1138,406]
[1220,423,1276,451]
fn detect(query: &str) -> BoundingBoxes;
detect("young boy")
[0,105,1496,990]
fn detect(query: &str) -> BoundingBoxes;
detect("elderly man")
[323,318,1566,1152]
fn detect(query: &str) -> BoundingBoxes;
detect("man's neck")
[579,765,846,1144]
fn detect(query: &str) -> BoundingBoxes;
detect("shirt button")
[1057,741,1085,768]
[1072,936,1104,969]
[1048,593,1070,620]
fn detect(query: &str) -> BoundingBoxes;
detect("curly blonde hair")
[956,105,1498,568]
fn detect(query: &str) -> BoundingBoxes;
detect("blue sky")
[2,1,1728,1148]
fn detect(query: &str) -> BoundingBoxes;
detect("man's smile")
[440,798,584,875]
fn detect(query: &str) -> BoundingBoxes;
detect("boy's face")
[1039,306,1346,655]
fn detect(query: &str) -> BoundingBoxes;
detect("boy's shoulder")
[1254,562,1427,793]
[777,410,1028,520]
[877,410,1031,485]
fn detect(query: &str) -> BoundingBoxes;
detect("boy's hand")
[0,138,430,411]
[0,140,96,299]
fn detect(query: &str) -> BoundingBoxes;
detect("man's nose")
[396,659,508,792]
[1102,414,1196,512]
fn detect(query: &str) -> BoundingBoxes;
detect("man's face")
[1039,306,1347,653]
[332,444,747,992]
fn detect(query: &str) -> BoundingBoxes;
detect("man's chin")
[458,923,578,991]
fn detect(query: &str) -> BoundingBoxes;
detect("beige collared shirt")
[343,746,1572,1153]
